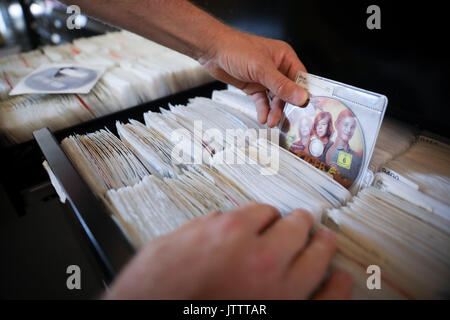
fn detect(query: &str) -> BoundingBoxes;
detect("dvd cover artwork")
[279,71,387,192]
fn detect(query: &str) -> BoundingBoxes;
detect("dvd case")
[279,71,388,193]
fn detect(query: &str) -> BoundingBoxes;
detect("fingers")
[279,49,307,81]
[286,227,337,298]
[251,92,285,127]
[208,70,274,126]
[313,270,353,300]
[225,202,281,234]
[267,96,285,127]
[211,64,307,127]
[250,91,270,124]
[263,209,314,265]
[259,66,309,108]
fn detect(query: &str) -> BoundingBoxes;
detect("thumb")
[259,66,309,107]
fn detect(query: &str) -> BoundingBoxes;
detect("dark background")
[193,0,449,137]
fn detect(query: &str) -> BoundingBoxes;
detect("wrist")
[196,23,238,65]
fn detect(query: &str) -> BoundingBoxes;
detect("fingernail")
[269,118,278,128]
[258,115,267,124]
[299,91,310,107]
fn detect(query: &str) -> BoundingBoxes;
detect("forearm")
[61,0,232,60]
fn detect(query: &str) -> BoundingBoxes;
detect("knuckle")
[294,209,314,228]
[278,40,292,51]
[249,247,279,274]
[259,203,279,214]
[267,206,282,220]
[283,219,303,235]
[252,62,265,81]
[217,213,245,235]
[274,77,290,96]
[249,203,280,220]
[244,202,268,211]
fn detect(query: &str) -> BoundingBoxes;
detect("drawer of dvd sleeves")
[35,73,450,299]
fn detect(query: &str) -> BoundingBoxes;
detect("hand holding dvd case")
[279,71,388,193]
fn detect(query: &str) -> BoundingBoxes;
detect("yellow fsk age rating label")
[337,151,352,169]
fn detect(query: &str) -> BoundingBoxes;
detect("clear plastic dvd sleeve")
[279,71,388,193]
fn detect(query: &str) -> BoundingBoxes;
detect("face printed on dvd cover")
[280,96,364,189]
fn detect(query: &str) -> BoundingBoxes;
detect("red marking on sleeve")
[115,35,127,46]
[215,183,240,206]
[109,50,121,59]
[75,94,93,115]
[2,72,13,89]
[19,55,30,68]
[70,46,81,54]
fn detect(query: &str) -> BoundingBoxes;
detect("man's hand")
[104,203,352,299]
[199,30,309,128]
